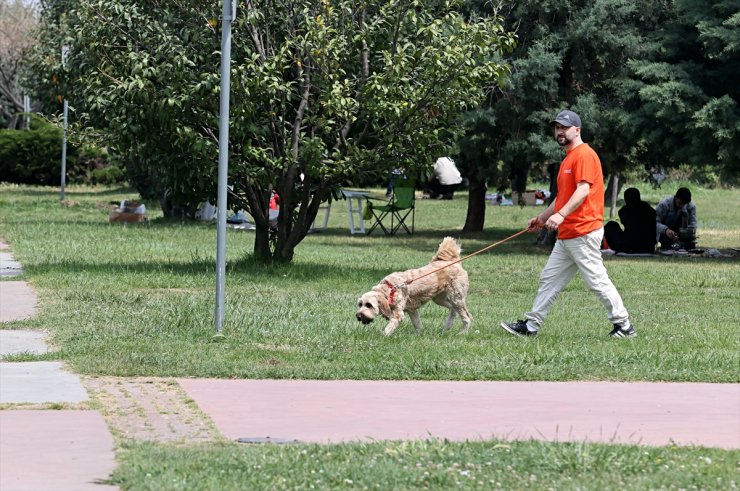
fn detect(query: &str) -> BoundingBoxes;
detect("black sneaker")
[500,320,537,337]
[609,323,637,338]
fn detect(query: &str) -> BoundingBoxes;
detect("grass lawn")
[1,182,738,490]
[1,182,737,382]
[111,439,737,490]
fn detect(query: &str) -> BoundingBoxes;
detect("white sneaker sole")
[500,322,536,338]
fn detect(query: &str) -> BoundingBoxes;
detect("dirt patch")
[82,377,222,443]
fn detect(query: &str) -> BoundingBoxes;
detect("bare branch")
[245,0,266,61]
[291,65,311,159]
[200,124,218,143]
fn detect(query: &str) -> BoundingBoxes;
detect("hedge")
[0,117,125,186]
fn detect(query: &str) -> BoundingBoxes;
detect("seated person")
[385,168,404,199]
[425,157,462,199]
[656,187,697,249]
[604,187,657,253]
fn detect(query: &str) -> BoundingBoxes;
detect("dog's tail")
[433,236,461,262]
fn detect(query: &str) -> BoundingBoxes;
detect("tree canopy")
[458,0,665,229]
[24,0,738,240]
[456,0,738,231]
[28,0,514,261]
[627,0,739,177]
[0,0,38,128]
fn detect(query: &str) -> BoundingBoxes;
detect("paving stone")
[0,362,88,404]
[0,410,118,491]
[0,281,37,322]
[0,330,48,357]
[0,252,23,277]
[180,379,740,449]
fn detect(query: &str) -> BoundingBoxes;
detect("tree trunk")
[254,226,272,261]
[6,114,20,130]
[250,185,324,263]
[604,174,621,219]
[276,241,296,262]
[160,191,196,218]
[463,175,487,232]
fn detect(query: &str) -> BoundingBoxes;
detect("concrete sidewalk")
[1,240,118,491]
[0,281,36,322]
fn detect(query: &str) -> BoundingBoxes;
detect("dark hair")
[623,187,641,206]
[676,187,692,204]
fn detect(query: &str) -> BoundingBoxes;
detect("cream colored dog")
[355,237,472,336]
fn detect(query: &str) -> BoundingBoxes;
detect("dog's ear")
[377,292,391,318]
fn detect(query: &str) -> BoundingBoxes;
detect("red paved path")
[0,411,118,491]
[180,379,740,449]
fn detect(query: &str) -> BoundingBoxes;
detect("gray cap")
[550,110,582,128]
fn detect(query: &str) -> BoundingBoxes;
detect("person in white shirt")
[426,157,462,199]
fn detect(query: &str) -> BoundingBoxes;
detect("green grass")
[2,182,738,490]
[0,182,738,382]
[110,439,738,490]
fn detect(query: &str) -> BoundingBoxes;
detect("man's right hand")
[528,216,543,231]
[666,229,679,242]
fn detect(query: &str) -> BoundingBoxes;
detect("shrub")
[74,144,126,185]
[0,118,73,185]
[0,117,125,185]
[668,164,722,189]
[90,165,125,185]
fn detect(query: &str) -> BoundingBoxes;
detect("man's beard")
[557,135,571,146]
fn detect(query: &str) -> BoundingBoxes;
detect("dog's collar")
[383,280,397,305]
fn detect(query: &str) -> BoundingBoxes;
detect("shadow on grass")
[5,186,137,198]
[308,227,551,258]
[12,213,550,258]
[21,233,542,288]
[15,211,738,288]
[25,256,398,286]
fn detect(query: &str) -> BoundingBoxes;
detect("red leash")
[384,227,531,303]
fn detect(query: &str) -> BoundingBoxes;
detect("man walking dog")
[500,110,636,338]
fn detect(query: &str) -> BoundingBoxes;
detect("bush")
[0,118,72,185]
[0,117,125,186]
[74,144,126,185]
[667,164,724,189]
[90,165,125,185]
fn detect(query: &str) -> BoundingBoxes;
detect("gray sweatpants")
[525,227,630,330]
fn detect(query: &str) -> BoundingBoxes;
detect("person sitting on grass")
[656,187,697,250]
[604,187,657,253]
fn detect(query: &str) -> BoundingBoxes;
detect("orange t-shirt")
[554,143,604,239]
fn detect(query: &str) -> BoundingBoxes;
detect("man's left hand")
[545,212,564,230]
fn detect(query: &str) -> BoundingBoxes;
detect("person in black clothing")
[604,187,657,253]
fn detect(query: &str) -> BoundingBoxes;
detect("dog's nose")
[356,313,363,322]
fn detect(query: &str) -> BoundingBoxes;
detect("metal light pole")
[60,99,68,201]
[60,45,70,202]
[23,95,30,129]
[215,0,236,336]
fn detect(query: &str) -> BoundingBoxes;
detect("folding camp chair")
[366,184,415,235]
